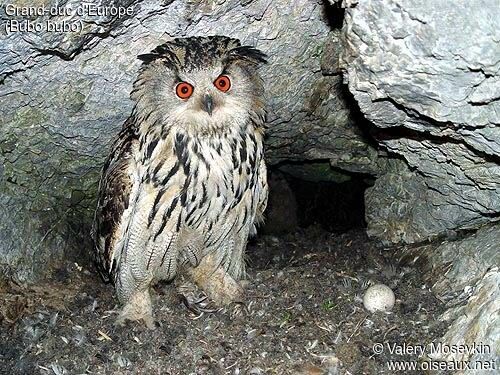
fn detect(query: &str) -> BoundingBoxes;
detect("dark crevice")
[0,68,27,85]
[34,48,76,61]
[469,96,500,106]
[369,96,500,164]
[33,26,116,62]
[321,0,345,29]
[264,163,371,234]
[338,84,382,151]
[288,174,368,232]
[374,125,500,165]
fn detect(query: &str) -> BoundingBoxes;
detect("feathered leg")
[115,263,155,329]
[115,288,154,329]
[187,254,243,305]
[187,228,250,305]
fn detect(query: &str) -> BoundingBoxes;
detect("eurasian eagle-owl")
[92,36,268,327]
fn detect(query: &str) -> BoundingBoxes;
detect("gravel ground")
[0,228,447,374]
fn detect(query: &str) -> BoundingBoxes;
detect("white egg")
[363,283,395,313]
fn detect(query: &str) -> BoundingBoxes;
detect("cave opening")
[287,170,370,233]
[262,163,373,235]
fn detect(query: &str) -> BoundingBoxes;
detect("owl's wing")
[252,158,268,235]
[91,121,139,282]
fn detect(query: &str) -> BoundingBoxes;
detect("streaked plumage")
[91,36,268,327]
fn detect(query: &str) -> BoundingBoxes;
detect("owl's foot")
[188,255,244,306]
[176,280,219,314]
[115,289,155,329]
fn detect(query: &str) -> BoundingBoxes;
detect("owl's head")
[131,36,267,136]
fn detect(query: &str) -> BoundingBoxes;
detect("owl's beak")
[201,94,214,116]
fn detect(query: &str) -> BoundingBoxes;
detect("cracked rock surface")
[339,2,500,361]
[340,0,500,244]
[398,223,500,373]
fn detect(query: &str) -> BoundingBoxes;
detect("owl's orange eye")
[214,75,231,92]
[175,82,194,99]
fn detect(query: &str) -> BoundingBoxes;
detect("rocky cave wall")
[338,1,499,367]
[340,0,500,244]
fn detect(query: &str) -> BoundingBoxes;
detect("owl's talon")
[179,293,219,314]
[193,295,209,304]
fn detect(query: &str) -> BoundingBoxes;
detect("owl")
[91,36,268,328]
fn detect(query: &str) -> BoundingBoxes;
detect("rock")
[270,28,379,175]
[432,269,499,373]
[398,224,500,373]
[404,224,499,307]
[340,0,500,244]
[320,31,343,76]
[339,2,500,362]
[364,154,498,245]
[365,157,431,245]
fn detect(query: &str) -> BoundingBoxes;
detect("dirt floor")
[0,227,448,374]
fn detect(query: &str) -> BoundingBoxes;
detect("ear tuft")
[227,45,268,66]
[137,53,159,63]
[137,43,181,69]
